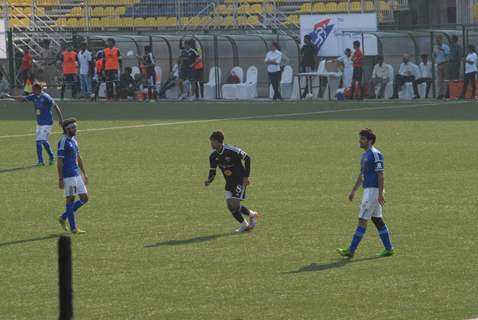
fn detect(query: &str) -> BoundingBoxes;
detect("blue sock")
[41,140,54,160]
[349,225,367,253]
[64,203,76,230]
[36,141,43,163]
[378,225,393,250]
[72,200,85,212]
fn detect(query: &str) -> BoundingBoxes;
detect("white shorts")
[63,175,87,197]
[36,125,53,141]
[358,188,383,220]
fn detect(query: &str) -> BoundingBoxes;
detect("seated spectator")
[119,67,136,100]
[225,71,240,84]
[391,53,418,99]
[369,56,390,99]
[413,54,432,99]
[0,72,10,96]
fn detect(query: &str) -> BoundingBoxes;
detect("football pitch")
[0,99,477,320]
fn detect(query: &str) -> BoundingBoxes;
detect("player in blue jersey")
[56,118,89,234]
[337,128,394,258]
[8,83,63,166]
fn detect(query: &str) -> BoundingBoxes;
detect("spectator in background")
[225,70,240,84]
[78,42,93,99]
[177,40,198,101]
[191,40,205,100]
[18,48,33,87]
[119,67,136,100]
[369,56,390,99]
[92,50,104,101]
[350,41,363,99]
[104,38,122,101]
[413,54,432,99]
[460,44,477,99]
[143,45,157,101]
[448,35,462,81]
[337,48,353,89]
[60,44,78,100]
[158,64,179,99]
[265,41,283,101]
[391,53,418,99]
[0,72,9,96]
[433,35,450,99]
[300,34,317,98]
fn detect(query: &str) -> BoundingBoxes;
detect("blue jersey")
[25,92,55,126]
[58,135,80,178]
[360,147,384,188]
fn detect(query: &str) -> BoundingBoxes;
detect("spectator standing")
[391,54,418,99]
[143,45,157,101]
[18,48,33,86]
[177,40,198,101]
[78,43,93,99]
[92,50,104,101]
[448,35,462,81]
[300,35,318,98]
[192,40,205,100]
[337,48,353,89]
[433,35,450,99]
[460,45,477,99]
[60,45,78,99]
[265,42,283,101]
[104,38,122,101]
[413,54,432,99]
[158,64,179,99]
[350,41,363,99]
[369,56,390,99]
[0,72,9,96]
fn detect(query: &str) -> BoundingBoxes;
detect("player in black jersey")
[204,130,259,232]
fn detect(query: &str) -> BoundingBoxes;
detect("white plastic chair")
[398,63,419,100]
[236,66,258,99]
[204,66,222,100]
[384,64,394,99]
[280,65,293,99]
[222,66,243,99]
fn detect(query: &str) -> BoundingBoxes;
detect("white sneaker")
[177,94,186,101]
[249,211,259,229]
[235,224,250,233]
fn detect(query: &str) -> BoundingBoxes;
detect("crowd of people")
[299,35,478,100]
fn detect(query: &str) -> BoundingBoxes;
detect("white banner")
[300,13,378,57]
[0,19,6,59]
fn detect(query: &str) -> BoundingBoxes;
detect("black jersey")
[208,144,251,188]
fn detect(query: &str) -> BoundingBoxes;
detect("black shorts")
[179,67,193,80]
[225,183,246,201]
[352,67,363,82]
[105,70,118,82]
[192,69,204,81]
[63,74,76,84]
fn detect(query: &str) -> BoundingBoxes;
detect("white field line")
[0,100,469,140]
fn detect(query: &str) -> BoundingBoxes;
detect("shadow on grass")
[144,232,238,248]
[0,165,37,174]
[285,256,386,274]
[0,234,62,247]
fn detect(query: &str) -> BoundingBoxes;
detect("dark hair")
[468,44,476,53]
[377,55,383,61]
[271,41,281,51]
[451,35,459,42]
[32,83,42,90]
[0,71,3,78]
[125,66,132,73]
[210,130,224,143]
[304,35,311,41]
[360,128,376,145]
[62,118,77,132]
[144,45,151,53]
[421,53,428,59]
[107,38,115,45]
[188,39,196,49]
[353,40,360,47]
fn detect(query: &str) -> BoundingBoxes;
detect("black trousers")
[461,72,476,98]
[105,70,118,99]
[393,75,415,97]
[413,78,432,98]
[269,71,282,100]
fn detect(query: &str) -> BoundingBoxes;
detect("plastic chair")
[222,66,244,99]
[204,66,222,100]
[236,66,258,100]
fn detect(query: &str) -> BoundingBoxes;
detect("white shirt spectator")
[419,61,432,78]
[372,63,390,79]
[337,55,353,87]
[398,62,418,77]
[464,52,478,74]
[78,50,92,75]
[265,50,282,73]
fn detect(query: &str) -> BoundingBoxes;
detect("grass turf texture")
[0,100,477,320]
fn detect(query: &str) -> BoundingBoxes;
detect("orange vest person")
[104,38,122,99]
[63,49,77,75]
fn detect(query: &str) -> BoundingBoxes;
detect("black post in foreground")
[58,236,73,320]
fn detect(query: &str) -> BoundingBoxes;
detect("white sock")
[241,220,249,227]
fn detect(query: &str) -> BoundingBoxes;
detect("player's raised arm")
[204,153,217,186]
[5,94,27,102]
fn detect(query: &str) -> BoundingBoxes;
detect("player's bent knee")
[358,218,368,228]
[79,194,89,203]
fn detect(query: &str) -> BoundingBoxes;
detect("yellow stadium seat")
[216,4,227,14]
[55,17,67,27]
[286,14,299,25]
[264,3,273,13]
[237,15,248,26]
[92,7,103,17]
[300,3,312,13]
[179,17,189,26]
[351,1,361,12]
[250,4,261,14]
[134,17,145,27]
[337,2,347,12]
[166,16,176,27]
[312,2,325,12]
[90,18,101,28]
[325,2,338,12]
[379,0,390,10]
[247,15,259,26]
[238,4,250,14]
[365,1,374,11]
[145,17,156,27]
[156,17,168,27]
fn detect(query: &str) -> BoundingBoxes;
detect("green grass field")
[0,99,477,320]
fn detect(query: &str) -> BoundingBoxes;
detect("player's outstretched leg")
[240,205,259,229]
[227,200,249,233]
[35,141,44,165]
[338,219,367,258]
[372,217,394,257]
[41,140,55,165]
